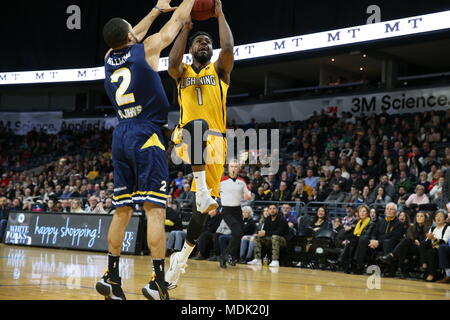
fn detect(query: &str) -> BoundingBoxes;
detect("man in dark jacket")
[248,204,289,267]
[353,202,404,274]
[271,182,291,202]
[0,197,10,243]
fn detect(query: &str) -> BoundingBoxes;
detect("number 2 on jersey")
[111,68,136,106]
[195,87,203,106]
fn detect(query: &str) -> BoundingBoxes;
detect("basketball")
[191,0,215,21]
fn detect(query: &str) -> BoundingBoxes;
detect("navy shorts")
[112,120,168,208]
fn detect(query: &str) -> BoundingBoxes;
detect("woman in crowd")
[338,205,375,273]
[423,210,450,282]
[70,198,84,213]
[239,206,268,263]
[310,207,331,235]
[379,211,431,279]
[291,182,309,203]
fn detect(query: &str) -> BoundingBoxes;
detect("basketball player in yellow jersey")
[165,0,234,290]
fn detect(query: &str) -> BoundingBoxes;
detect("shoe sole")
[96,281,125,300]
[197,201,219,214]
[142,285,170,301]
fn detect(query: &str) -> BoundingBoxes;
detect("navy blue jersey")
[104,43,169,125]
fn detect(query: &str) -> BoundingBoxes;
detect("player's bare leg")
[142,203,170,300]
[96,206,133,300]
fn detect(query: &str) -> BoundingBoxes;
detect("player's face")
[191,36,213,64]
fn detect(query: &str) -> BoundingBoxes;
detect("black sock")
[153,259,165,282]
[108,253,120,281]
[186,211,209,244]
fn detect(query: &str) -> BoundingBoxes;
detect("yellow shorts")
[173,127,226,198]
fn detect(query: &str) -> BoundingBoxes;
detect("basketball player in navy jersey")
[95,0,195,301]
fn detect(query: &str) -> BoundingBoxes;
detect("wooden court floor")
[0,244,449,300]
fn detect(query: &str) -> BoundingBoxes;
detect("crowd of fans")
[0,109,449,282]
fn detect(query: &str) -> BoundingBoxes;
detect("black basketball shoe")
[95,271,126,300]
[142,273,170,300]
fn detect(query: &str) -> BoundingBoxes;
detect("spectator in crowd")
[0,197,9,242]
[240,206,268,264]
[191,209,222,261]
[70,198,84,213]
[304,169,319,189]
[103,198,114,214]
[353,203,404,275]
[216,218,233,268]
[272,182,291,202]
[339,205,375,273]
[423,210,450,282]
[405,185,430,210]
[46,199,59,212]
[379,211,431,279]
[179,182,195,206]
[329,168,347,191]
[325,183,346,203]
[248,204,290,267]
[281,203,297,230]
[60,199,71,213]
[291,182,309,203]
[437,239,450,283]
[369,208,379,223]
[344,185,363,204]
[174,171,185,191]
[310,207,331,235]
[333,217,343,234]
[369,175,396,203]
[85,196,106,214]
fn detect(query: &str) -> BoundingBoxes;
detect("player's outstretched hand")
[156,0,177,12]
[214,0,223,18]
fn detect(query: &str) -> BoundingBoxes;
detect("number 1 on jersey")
[195,87,203,106]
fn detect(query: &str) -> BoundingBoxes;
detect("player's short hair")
[103,18,131,49]
[189,31,213,48]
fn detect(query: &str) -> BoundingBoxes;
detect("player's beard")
[194,50,213,64]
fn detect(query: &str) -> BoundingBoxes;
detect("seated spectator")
[10,199,22,212]
[325,183,346,203]
[405,185,430,213]
[254,186,271,201]
[437,240,450,283]
[272,182,291,202]
[336,206,357,246]
[179,182,195,208]
[240,206,268,263]
[379,211,431,279]
[46,199,60,212]
[417,172,430,191]
[0,197,9,243]
[353,203,404,275]
[423,210,450,282]
[103,198,114,214]
[339,205,375,273]
[191,209,222,261]
[167,229,187,256]
[216,219,232,268]
[368,175,396,203]
[344,186,363,204]
[369,208,379,223]
[291,182,308,203]
[60,185,72,200]
[304,169,319,189]
[333,217,343,233]
[174,171,185,191]
[310,207,332,235]
[430,177,445,200]
[396,171,413,194]
[248,204,290,267]
[60,199,71,213]
[281,203,297,230]
[165,196,182,232]
[370,187,392,215]
[70,199,84,213]
[85,196,106,214]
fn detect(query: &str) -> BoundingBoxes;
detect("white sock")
[446,269,450,277]
[193,171,207,192]
[179,242,195,262]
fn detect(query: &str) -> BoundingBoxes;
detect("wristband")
[154,6,164,13]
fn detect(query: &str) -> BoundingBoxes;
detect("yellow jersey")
[177,63,228,133]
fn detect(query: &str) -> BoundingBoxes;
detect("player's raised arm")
[144,0,196,71]
[133,0,177,42]
[168,21,193,81]
[213,0,234,85]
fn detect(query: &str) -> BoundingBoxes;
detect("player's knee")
[115,206,133,218]
[144,203,166,219]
